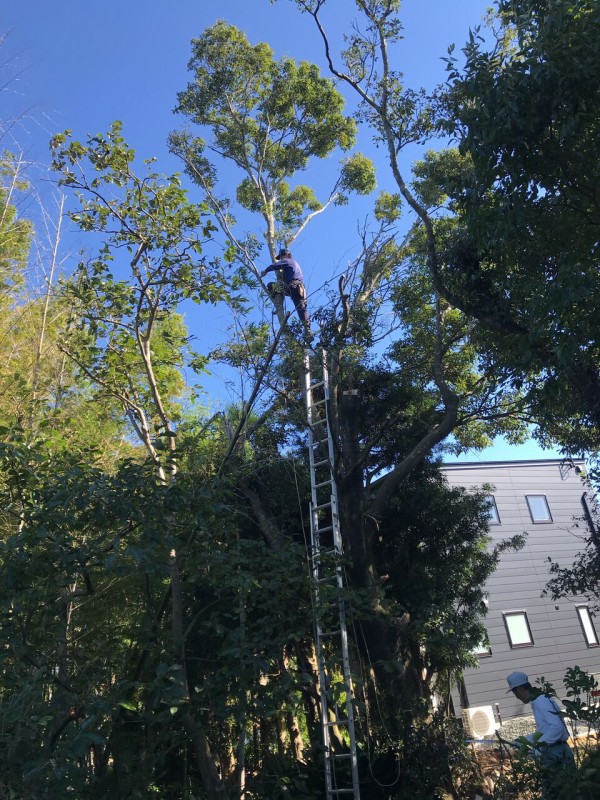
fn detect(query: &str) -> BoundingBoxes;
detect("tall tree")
[0,152,31,282]
[434,0,600,454]
[206,0,526,709]
[48,124,244,798]
[0,10,537,798]
[50,122,233,482]
[165,19,529,789]
[169,21,375,324]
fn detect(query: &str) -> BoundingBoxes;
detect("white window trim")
[576,605,599,648]
[486,494,500,525]
[503,610,534,648]
[526,494,553,524]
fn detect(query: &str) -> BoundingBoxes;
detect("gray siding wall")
[442,460,600,720]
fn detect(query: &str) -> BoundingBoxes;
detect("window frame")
[473,639,492,658]
[576,605,599,648]
[485,494,501,525]
[502,610,535,649]
[525,494,553,524]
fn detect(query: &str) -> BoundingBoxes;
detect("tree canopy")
[1,1,599,798]
[435,0,600,454]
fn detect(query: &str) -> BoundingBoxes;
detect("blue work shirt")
[264,256,304,284]
[527,694,570,745]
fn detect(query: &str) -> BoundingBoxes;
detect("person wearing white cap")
[505,670,574,767]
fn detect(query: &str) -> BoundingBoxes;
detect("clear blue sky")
[2,0,563,461]
[4,1,490,165]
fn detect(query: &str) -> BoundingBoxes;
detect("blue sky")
[3,0,563,461]
[5,0,489,165]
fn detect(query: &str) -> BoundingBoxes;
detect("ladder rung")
[314,576,341,586]
[325,719,350,727]
[314,501,332,511]
[333,752,353,759]
[314,459,330,468]
[316,574,339,585]
[315,479,332,489]
[315,525,333,534]
[315,547,342,558]
[331,790,355,795]
[310,380,325,390]
[320,629,341,637]
[309,398,327,408]
[320,547,340,556]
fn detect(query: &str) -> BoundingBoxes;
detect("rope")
[349,598,402,788]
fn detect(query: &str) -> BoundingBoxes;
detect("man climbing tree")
[261,247,312,339]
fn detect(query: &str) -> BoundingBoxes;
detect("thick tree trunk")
[339,390,371,578]
[184,712,230,800]
[282,649,305,763]
[295,642,322,755]
[337,391,424,734]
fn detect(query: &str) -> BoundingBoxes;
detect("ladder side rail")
[304,349,360,800]
[310,504,335,795]
[319,355,361,800]
[305,354,336,794]
[329,490,360,798]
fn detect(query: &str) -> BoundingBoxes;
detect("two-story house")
[441,459,599,734]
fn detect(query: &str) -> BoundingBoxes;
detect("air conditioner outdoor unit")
[462,705,498,739]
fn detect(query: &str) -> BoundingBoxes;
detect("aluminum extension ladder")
[303,348,360,800]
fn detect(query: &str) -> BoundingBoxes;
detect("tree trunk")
[184,712,230,800]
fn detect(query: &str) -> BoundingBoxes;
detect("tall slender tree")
[191,2,529,713]
[169,21,376,325]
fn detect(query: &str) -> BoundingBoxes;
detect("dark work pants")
[267,280,310,327]
[539,742,576,800]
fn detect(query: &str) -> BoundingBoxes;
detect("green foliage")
[411,148,475,210]
[0,435,315,798]
[545,518,600,608]
[377,465,523,686]
[171,21,374,255]
[439,0,600,452]
[388,244,529,452]
[51,125,238,472]
[336,152,377,204]
[359,714,483,799]
[0,155,128,458]
[0,152,32,291]
[561,666,600,736]
[7,3,593,796]
[176,21,355,171]
[374,190,402,222]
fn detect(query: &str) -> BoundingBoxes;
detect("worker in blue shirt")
[506,671,575,797]
[261,248,311,338]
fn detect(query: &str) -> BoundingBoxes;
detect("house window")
[485,495,500,525]
[474,638,492,657]
[503,611,534,648]
[576,606,599,648]
[526,495,552,523]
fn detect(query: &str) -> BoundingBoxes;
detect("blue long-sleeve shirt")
[263,256,304,284]
[526,694,570,745]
